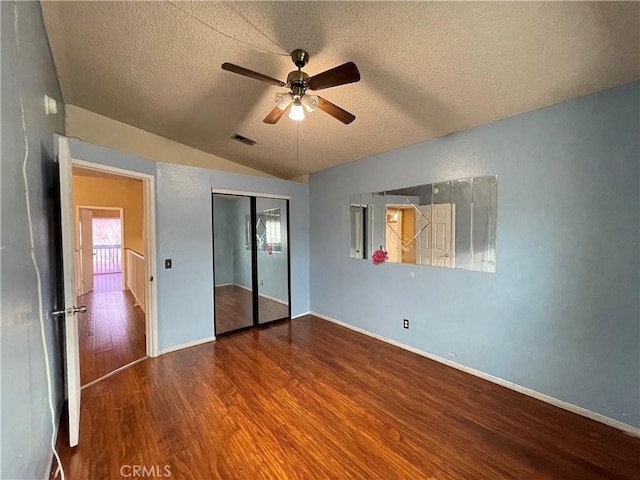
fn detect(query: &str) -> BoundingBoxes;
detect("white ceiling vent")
[230,133,256,146]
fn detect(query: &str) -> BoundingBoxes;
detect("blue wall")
[65,138,310,351]
[309,82,640,427]
[1,1,66,478]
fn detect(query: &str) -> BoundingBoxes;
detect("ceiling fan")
[222,49,360,125]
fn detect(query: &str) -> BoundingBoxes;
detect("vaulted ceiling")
[42,1,639,179]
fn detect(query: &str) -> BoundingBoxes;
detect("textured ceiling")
[42,1,640,179]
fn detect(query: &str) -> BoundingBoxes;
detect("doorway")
[212,193,291,335]
[71,168,148,386]
[75,206,125,295]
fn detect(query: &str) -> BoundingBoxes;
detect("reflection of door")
[431,204,454,268]
[414,204,455,267]
[385,210,402,263]
[415,205,432,265]
[79,208,94,294]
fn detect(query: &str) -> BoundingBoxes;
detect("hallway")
[78,273,146,386]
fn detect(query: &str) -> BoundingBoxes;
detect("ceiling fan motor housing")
[291,49,310,69]
[287,70,310,97]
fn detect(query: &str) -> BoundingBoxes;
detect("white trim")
[214,282,233,287]
[257,291,288,305]
[212,188,291,200]
[233,283,252,292]
[311,311,640,438]
[124,248,146,311]
[159,336,216,355]
[70,157,159,358]
[291,311,311,319]
[226,283,288,305]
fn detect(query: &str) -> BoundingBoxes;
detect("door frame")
[70,158,158,358]
[75,206,125,292]
[211,188,292,336]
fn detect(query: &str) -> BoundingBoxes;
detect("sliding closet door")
[256,198,290,324]
[212,194,254,335]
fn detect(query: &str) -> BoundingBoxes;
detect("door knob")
[52,305,87,317]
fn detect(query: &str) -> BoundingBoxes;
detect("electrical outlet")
[403,319,409,329]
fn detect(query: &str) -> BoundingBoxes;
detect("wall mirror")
[350,175,497,273]
[349,193,372,259]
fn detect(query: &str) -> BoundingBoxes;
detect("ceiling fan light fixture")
[289,99,305,121]
[301,94,319,112]
[274,92,293,110]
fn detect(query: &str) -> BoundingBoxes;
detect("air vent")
[230,133,256,146]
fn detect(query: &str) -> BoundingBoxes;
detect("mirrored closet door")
[212,193,290,335]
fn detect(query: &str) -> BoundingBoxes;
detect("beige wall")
[73,175,144,258]
[65,105,273,178]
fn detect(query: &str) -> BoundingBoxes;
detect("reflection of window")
[246,208,283,252]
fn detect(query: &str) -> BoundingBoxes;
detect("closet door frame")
[211,189,291,336]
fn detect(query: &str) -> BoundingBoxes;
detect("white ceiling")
[42,1,640,179]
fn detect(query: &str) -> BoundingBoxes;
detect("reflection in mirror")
[256,198,289,324]
[350,205,367,259]
[351,175,497,272]
[472,176,497,272]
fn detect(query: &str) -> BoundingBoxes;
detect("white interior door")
[79,208,94,294]
[431,203,454,268]
[58,137,84,447]
[415,205,432,265]
[385,210,402,263]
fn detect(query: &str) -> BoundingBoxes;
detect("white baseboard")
[226,283,288,305]
[159,335,216,355]
[257,291,288,305]
[214,282,233,287]
[310,311,640,438]
[292,311,311,319]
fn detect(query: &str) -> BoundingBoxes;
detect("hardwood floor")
[55,316,639,479]
[215,285,289,334]
[78,280,146,385]
[93,272,123,294]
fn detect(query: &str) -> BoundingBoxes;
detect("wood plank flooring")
[55,316,639,479]
[93,273,123,294]
[215,285,289,334]
[78,278,146,385]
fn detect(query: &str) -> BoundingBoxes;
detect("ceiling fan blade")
[307,62,361,91]
[221,63,286,87]
[263,105,288,124]
[317,97,356,124]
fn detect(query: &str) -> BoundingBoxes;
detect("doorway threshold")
[81,356,148,390]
